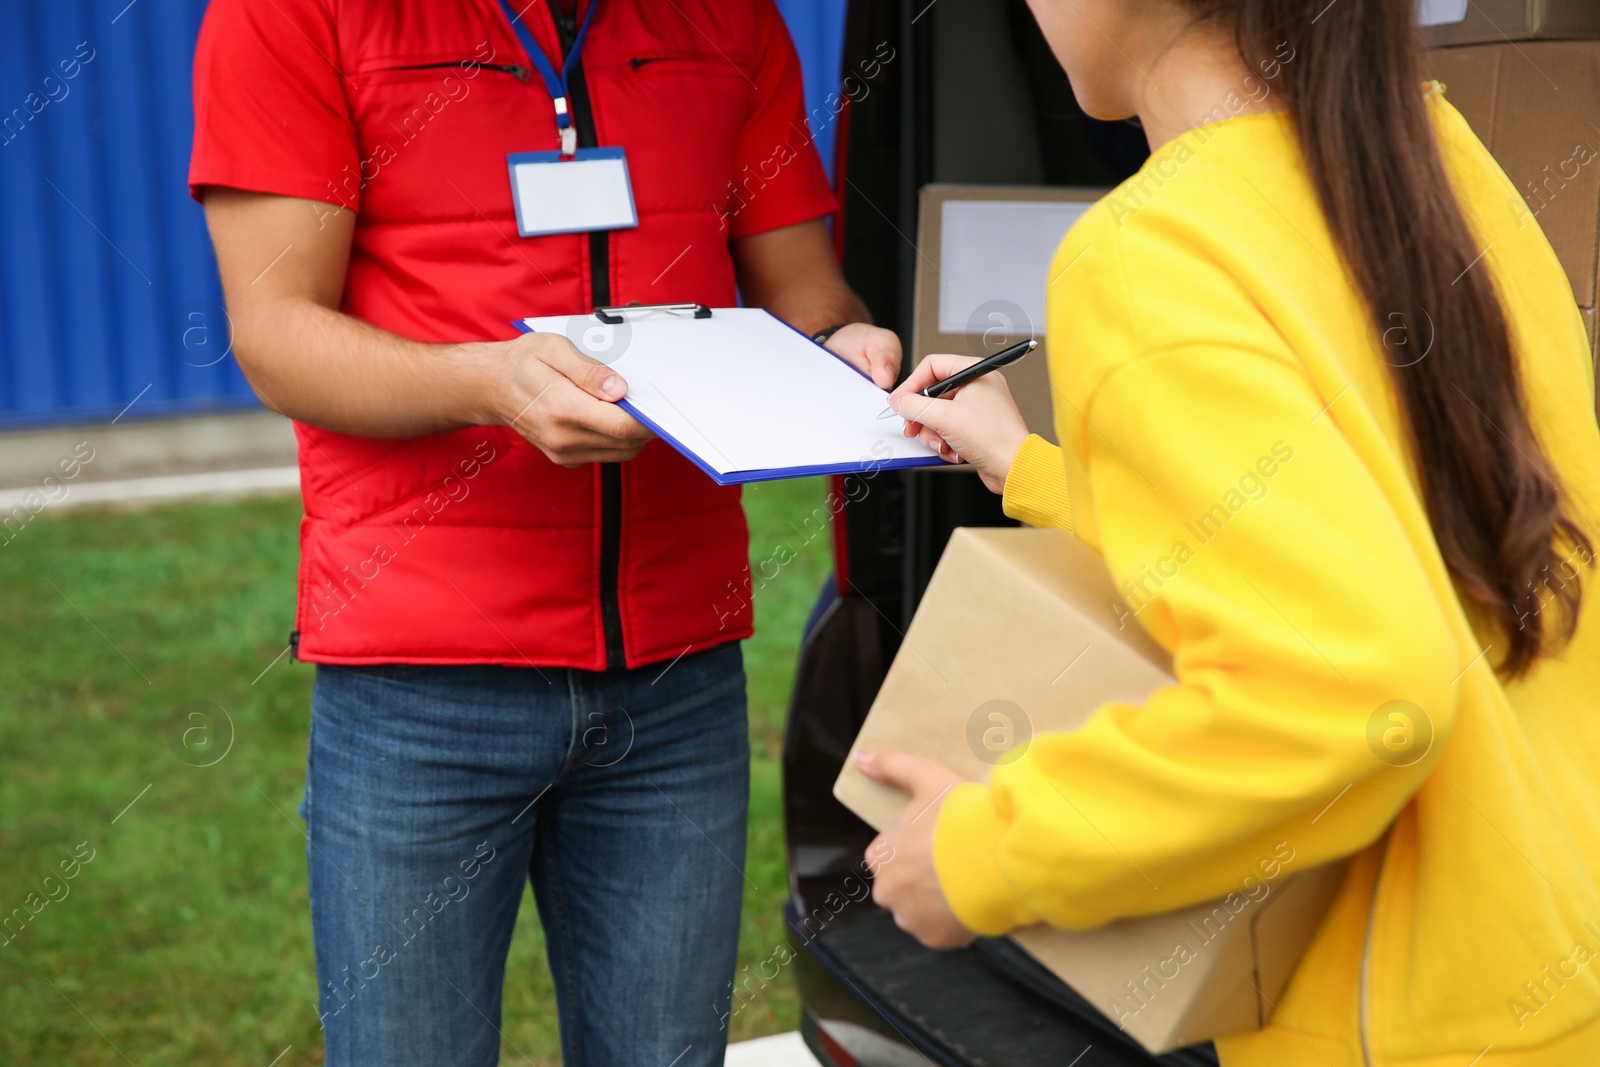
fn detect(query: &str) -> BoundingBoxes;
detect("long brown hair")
[1191,0,1591,676]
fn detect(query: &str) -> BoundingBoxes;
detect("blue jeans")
[301,643,749,1067]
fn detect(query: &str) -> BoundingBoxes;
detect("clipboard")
[512,304,946,485]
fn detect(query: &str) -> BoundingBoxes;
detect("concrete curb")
[726,1032,820,1066]
[0,466,301,512]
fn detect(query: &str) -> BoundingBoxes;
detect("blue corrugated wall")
[774,0,849,181]
[0,0,847,430]
[0,0,242,428]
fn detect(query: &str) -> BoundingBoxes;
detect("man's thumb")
[539,335,628,400]
[574,358,628,401]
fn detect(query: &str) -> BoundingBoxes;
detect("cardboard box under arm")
[834,527,1345,1054]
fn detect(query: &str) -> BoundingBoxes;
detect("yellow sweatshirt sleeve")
[933,345,1462,935]
[1001,434,1073,531]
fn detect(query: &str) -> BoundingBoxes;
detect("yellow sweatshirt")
[932,88,1600,1067]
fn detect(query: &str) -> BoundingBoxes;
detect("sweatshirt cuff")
[933,782,1042,937]
[1001,434,1073,531]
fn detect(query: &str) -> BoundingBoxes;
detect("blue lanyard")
[497,0,600,154]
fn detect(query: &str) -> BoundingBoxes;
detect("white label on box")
[1417,0,1469,26]
[938,200,1092,337]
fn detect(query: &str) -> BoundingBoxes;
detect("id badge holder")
[507,147,639,237]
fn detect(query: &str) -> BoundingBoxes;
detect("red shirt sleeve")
[188,0,360,209]
[725,0,840,239]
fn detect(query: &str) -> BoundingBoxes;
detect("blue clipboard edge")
[509,312,946,485]
[505,147,641,238]
[615,397,944,486]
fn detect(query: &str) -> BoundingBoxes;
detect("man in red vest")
[190,1,896,1063]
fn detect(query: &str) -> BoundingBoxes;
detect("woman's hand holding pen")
[889,354,1031,495]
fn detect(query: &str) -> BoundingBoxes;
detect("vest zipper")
[367,61,532,80]
[551,3,627,671]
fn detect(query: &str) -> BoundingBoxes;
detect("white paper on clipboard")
[514,307,944,485]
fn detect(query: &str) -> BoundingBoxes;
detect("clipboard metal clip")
[594,302,712,325]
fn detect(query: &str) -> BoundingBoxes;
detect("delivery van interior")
[780,0,1600,1064]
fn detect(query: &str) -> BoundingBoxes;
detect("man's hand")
[856,749,976,950]
[888,354,1031,495]
[201,187,651,456]
[822,322,901,390]
[732,218,900,387]
[486,332,653,466]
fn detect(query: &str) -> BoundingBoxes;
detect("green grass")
[0,478,833,1066]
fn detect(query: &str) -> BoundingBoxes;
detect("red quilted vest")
[191,0,837,669]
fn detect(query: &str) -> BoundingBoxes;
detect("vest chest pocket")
[591,54,754,218]
[344,56,541,223]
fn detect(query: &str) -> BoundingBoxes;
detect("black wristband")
[811,323,849,345]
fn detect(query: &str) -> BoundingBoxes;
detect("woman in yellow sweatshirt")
[855,1,1600,1065]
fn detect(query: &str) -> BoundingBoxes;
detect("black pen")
[876,338,1038,420]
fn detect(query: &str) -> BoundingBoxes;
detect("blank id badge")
[507,147,640,237]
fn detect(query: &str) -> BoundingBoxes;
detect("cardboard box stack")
[1423,0,1600,385]
[1422,0,1600,47]
[911,186,1108,445]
